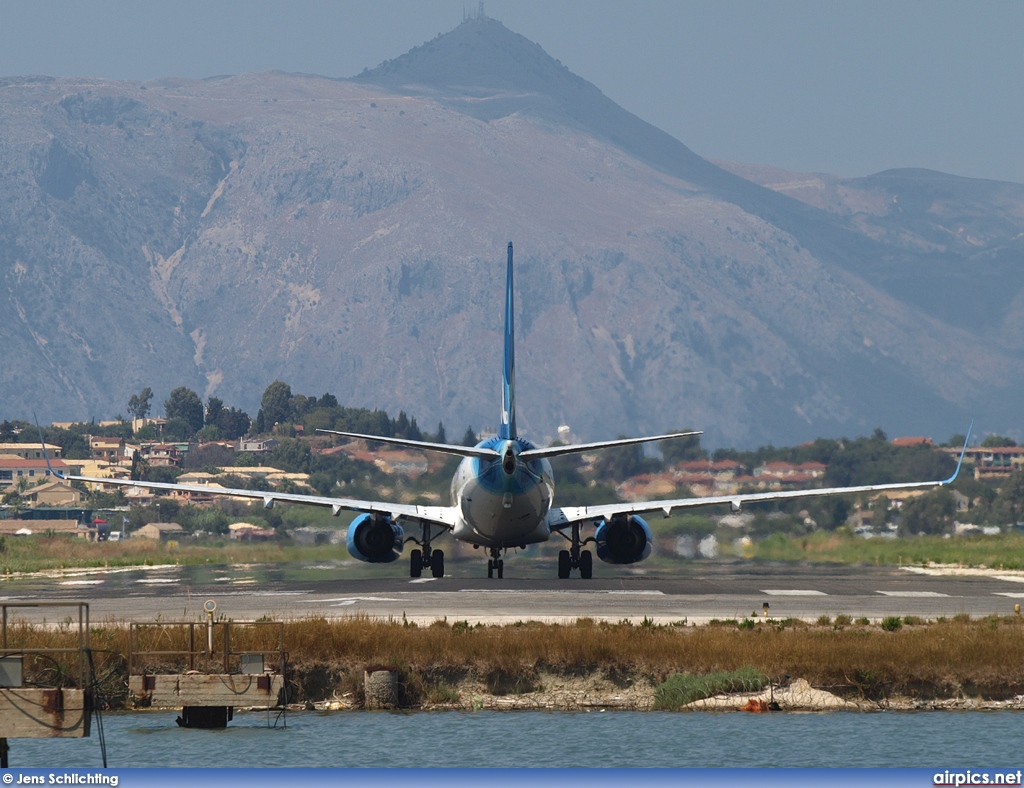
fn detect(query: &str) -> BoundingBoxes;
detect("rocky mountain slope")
[1,16,1022,447]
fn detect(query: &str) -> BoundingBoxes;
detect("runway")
[3,560,1024,624]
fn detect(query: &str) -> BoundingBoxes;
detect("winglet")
[498,241,517,441]
[942,420,973,485]
[33,414,66,480]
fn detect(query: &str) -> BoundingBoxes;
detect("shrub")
[880,616,903,632]
[654,667,767,710]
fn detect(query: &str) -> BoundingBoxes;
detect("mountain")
[1,15,1023,447]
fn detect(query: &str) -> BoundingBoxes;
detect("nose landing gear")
[487,548,504,579]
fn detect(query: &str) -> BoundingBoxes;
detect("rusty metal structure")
[127,617,286,728]
[0,602,97,766]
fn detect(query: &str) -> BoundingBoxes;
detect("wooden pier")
[127,613,286,727]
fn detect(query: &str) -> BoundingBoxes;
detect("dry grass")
[4,615,1024,702]
[279,615,1024,696]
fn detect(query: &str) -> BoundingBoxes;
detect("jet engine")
[346,513,404,563]
[594,514,652,564]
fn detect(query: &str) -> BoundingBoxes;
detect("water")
[9,710,1024,768]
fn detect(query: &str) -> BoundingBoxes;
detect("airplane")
[41,242,971,580]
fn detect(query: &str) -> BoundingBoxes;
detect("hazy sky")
[2,0,1021,183]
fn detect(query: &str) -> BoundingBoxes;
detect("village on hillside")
[2,382,1023,553]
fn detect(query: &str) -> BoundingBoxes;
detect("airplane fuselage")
[450,437,554,549]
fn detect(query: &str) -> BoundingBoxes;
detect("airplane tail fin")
[499,241,517,440]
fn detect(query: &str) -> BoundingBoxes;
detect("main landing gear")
[487,548,504,579]
[557,522,593,579]
[408,523,444,578]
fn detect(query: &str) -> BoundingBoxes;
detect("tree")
[435,421,447,444]
[217,407,251,440]
[127,387,154,421]
[164,387,204,435]
[162,417,194,442]
[981,435,1017,448]
[993,471,1024,526]
[660,428,706,466]
[593,439,646,481]
[261,381,293,428]
[270,438,312,474]
[899,488,955,535]
[184,442,235,470]
[205,397,225,429]
[461,426,477,446]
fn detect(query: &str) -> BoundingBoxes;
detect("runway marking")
[876,591,948,597]
[60,580,103,586]
[761,589,828,596]
[136,579,177,584]
[457,589,664,595]
[993,592,1024,598]
[252,591,305,596]
[605,591,665,596]
[409,578,437,584]
[322,597,402,603]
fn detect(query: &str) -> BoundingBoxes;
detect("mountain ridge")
[0,19,1022,446]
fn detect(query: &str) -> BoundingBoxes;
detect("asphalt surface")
[3,560,1024,624]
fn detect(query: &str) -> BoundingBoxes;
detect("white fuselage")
[449,439,554,549]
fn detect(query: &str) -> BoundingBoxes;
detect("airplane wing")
[54,471,459,528]
[549,429,972,528]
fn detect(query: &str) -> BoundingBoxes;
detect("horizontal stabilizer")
[519,431,702,461]
[316,429,499,459]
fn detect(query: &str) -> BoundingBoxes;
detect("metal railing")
[128,620,285,677]
[0,602,90,688]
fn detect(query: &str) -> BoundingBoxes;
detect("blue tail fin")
[499,241,517,440]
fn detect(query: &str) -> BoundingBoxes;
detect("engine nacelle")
[594,514,652,564]
[346,513,404,563]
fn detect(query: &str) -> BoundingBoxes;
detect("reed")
[4,615,1023,702]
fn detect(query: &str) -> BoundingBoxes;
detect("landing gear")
[579,549,593,580]
[557,549,571,579]
[409,525,444,578]
[487,549,504,579]
[557,522,594,579]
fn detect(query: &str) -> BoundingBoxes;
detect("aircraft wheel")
[487,560,494,579]
[579,550,593,579]
[557,550,571,579]
[497,559,504,579]
[410,549,422,578]
[431,550,445,578]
